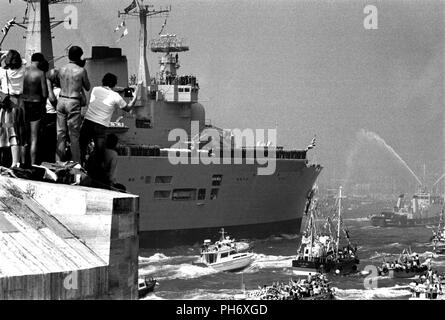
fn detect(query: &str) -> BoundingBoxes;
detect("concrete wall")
[0,177,139,300]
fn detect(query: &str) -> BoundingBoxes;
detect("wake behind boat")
[194,228,254,272]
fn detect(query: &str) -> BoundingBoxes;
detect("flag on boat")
[306,136,316,150]
[116,28,129,43]
[124,0,137,14]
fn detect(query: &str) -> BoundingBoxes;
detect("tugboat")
[431,209,445,254]
[370,190,444,227]
[138,277,158,298]
[378,249,429,279]
[292,186,359,274]
[195,228,254,272]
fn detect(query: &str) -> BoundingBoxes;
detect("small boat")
[292,186,360,275]
[431,209,445,254]
[138,277,158,299]
[196,228,254,272]
[378,249,429,279]
[234,274,335,300]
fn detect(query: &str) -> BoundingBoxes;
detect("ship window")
[212,175,223,186]
[210,188,219,200]
[154,190,171,199]
[198,188,206,200]
[145,176,151,184]
[172,189,197,201]
[136,118,152,128]
[155,176,173,184]
[221,252,229,259]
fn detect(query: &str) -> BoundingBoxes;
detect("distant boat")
[233,274,335,300]
[195,228,254,272]
[378,249,429,279]
[292,186,360,275]
[138,277,158,299]
[369,190,444,227]
[431,209,445,254]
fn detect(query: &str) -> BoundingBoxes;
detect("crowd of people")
[410,269,444,299]
[378,252,428,276]
[0,46,141,190]
[247,273,334,300]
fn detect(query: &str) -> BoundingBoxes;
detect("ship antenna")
[219,228,226,241]
[118,0,170,105]
[336,186,342,258]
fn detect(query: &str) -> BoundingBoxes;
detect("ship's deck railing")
[150,36,189,52]
[116,144,307,160]
[155,74,199,88]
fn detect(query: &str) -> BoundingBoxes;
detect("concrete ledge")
[0,177,139,300]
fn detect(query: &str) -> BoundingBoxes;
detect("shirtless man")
[56,46,90,162]
[22,53,48,165]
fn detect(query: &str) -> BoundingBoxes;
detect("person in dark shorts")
[56,46,90,163]
[22,53,48,165]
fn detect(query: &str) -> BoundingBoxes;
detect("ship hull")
[116,157,321,248]
[292,257,359,274]
[140,217,302,248]
[206,254,254,272]
[370,215,441,227]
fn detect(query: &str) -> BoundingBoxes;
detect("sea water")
[139,219,444,300]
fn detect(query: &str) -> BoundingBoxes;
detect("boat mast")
[336,186,342,257]
[118,1,170,106]
[219,228,226,241]
[309,208,314,257]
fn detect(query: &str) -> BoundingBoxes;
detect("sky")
[0,0,444,192]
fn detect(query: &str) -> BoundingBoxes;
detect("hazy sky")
[0,0,443,190]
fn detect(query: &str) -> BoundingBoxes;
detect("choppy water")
[139,219,445,300]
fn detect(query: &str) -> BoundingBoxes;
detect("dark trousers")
[80,118,107,169]
[39,113,57,163]
[0,147,12,167]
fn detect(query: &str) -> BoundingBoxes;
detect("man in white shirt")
[79,72,140,167]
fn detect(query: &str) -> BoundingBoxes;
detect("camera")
[124,87,135,98]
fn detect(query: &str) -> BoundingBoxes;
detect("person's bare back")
[23,65,47,102]
[58,62,90,98]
